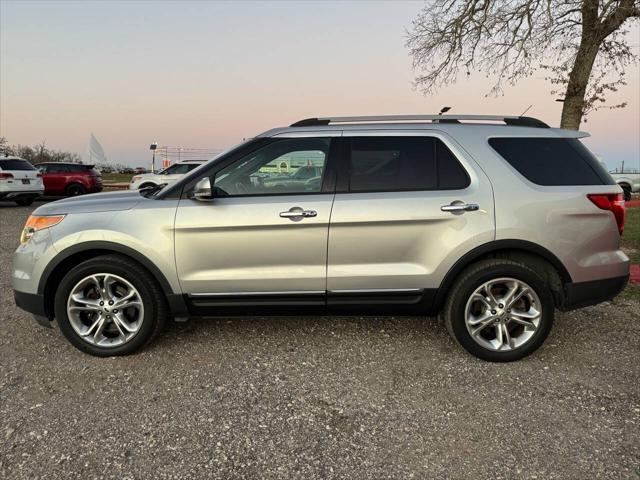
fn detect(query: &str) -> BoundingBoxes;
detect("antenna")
[520,105,533,116]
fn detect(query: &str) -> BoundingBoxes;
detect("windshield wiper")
[139,183,167,198]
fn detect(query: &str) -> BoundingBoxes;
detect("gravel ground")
[1,200,639,479]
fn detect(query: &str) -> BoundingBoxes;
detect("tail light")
[0,172,14,179]
[588,193,625,235]
[37,173,42,178]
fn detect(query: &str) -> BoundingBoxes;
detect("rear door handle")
[279,207,317,219]
[441,203,480,212]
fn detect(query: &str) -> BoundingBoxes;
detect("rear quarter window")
[488,137,615,186]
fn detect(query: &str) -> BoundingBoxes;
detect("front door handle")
[279,207,317,220]
[441,203,480,212]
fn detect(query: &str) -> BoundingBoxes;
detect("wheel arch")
[432,240,572,312]
[39,241,185,318]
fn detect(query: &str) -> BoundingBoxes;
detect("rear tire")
[15,197,35,206]
[443,259,554,362]
[65,183,86,196]
[54,254,167,356]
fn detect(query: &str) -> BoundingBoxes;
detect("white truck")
[610,171,639,201]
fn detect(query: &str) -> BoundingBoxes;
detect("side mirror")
[189,177,213,200]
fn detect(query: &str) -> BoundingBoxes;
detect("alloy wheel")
[464,277,542,351]
[66,273,144,348]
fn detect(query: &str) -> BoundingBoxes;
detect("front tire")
[15,197,35,206]
[622,186,632,202]
[54,254,167,356]
[443,259,554,362]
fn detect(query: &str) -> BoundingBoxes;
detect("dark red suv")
[36,163,103,196]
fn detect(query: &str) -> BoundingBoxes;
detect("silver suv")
[12,115,630,361]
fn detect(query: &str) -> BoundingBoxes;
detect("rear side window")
[0,159,35,171]
[489,137,615,186]
[66,164,90,172]
[348,137,469,192]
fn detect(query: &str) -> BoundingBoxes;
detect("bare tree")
[407,0,640,129]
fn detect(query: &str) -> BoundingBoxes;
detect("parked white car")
[129,160,206,190]
[609,171,639,201]
[0,156,44,206]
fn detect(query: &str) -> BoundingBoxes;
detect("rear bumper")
[0,191,42,199]
[561,274,629,311]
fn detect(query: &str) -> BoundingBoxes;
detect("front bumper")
[14,290,52,327]
[561,274,629,311]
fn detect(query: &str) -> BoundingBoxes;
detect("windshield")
[0,159,35,171]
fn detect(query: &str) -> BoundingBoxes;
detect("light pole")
[149,142,158,173]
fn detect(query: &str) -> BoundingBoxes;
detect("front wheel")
[15,197,35,206]
[54,254,167,356]
[443,259,554,362]
[622,186,632,202]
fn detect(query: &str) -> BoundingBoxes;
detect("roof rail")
[290,115,550,128]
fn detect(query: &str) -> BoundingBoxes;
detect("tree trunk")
[560,0,601,130]
[560,37,601,130]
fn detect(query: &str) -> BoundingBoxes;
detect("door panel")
[174,194,334,294]
[174,134,337,296]
[327,132,495,293]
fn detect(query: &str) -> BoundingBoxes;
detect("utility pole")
[150,142,158,173]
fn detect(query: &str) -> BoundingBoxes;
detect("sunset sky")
[1,0,639,171]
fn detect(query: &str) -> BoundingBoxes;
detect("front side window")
[213,138,329,196]
[348,137,469,192]
[161,164,191,175]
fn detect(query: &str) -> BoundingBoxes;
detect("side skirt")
[183,289,438,317]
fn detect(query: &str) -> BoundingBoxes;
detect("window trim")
[340,135,471,194]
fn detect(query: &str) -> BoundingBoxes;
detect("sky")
[1,0,639,171]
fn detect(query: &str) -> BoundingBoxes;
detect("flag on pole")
[86,133,106,164]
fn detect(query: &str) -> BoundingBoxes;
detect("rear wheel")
[443,259,554,362]
[54,254,167,356]
[15,197,35,206]
[622,186,632,202]
[65,183,86,196]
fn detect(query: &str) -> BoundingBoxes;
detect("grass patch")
[617,283,640,303]
[615,205,639,304]
[621,206,639,264]
[102,173,134,183]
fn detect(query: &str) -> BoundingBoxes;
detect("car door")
[174,135,339,308]
[327,131,495,311]
[42,164,69,194]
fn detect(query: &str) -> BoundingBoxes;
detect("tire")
[65,183,86,196]
[54,254,167,356]
[443,259,554,362]
[622,186,631,202]
[15,197,35,206]
[138,183,157,190]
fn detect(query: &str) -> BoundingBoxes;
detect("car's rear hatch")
[0,158,44,192]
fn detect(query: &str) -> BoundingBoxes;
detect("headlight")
[131,176,142,182]
[20,215,65,245]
